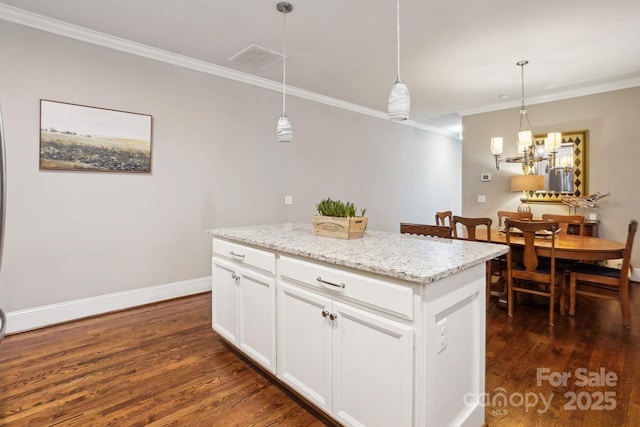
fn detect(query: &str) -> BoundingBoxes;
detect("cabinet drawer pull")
[321,309,330,318]
[229,251,245,259]
[329,313,337,321]
[316,276,345,289]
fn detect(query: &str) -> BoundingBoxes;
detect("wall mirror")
[528,130,588,203]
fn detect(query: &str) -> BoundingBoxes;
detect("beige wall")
[461,86,640,266]
[0,22,461,312]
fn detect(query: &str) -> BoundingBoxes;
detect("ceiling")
[2,0,640,134]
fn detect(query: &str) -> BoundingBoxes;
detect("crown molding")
[458,76,640,117]
[0,3,458,139]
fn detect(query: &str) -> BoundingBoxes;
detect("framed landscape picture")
[39,100,152,173]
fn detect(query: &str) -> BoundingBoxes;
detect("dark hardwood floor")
[0,285,638,426]
[485,283,640,426]
[0,293,332,426]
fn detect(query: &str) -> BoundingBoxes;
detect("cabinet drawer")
[213,239,275,275]
[279,256,413,319]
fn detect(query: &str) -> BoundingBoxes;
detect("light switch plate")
[284,195,293,205]
[477,195,486,203]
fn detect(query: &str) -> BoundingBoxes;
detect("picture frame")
[527,130,588,204]
[39,100,152,173]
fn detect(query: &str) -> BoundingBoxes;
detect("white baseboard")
[5,276,211,334]
[632,267,640,282]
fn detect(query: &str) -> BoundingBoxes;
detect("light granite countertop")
[207,223,509,284]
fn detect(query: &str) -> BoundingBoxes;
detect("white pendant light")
[276,2,293,142]
[388,0,410,121]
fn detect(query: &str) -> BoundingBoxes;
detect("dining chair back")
[497,211,533,228]
[452,216,503,309]
[569,219,638,328]
[400,223,452,238]
[542,213,586,235]
[452,216,492,240]
[505,219,564,325]
[435,211,453,227]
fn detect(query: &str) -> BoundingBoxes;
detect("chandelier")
[490,60,562,172]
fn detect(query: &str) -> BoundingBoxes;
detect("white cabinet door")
[331,301,414,427]
[277,282,333,413]
[213,257,276,373]
[212,258,238,344]
[238,269,276,374]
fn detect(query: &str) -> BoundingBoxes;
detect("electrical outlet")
[284,195,293,205]
[477,195,486,203]
[437,317,448,354]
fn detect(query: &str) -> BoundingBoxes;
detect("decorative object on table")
[490,60,564,173]
[312,198,368,239]
[510,174,544,213]
[276,2,293,143]
[387,0,410,121]
[39,100,152,173]
[561,192,610,214]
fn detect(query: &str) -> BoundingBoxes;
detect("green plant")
[315,198,367,218]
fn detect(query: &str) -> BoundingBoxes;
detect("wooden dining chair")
[435,211,453,227]
[452,216,505,309]
[569,220,638,328]
[542,213,586,235]
[505,219,564,326]
[497,211,533,228]
[400,222,452,238]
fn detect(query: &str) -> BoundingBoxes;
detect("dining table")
[475,228,625,262]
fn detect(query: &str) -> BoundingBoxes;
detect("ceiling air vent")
[228,44,284,70]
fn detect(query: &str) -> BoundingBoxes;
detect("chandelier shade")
[490,137,503,156]
[545,132,562,152]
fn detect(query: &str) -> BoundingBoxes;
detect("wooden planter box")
[311,216,368,239]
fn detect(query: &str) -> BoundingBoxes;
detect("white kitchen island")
[207,223,508,427]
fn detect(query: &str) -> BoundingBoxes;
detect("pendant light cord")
[520,62,526,112]
[518,61,532,132]
[282,10,287,115]
[396,0,401,81]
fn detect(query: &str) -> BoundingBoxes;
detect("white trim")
[458,76,640,117]
[632,267,640,282]
[0,3,457,139]
[5,276,211,334]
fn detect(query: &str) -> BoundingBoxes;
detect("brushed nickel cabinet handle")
[321,309,330,318]
[329,313,337,321]
[316,276,345,289]
[229,251,245,259]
